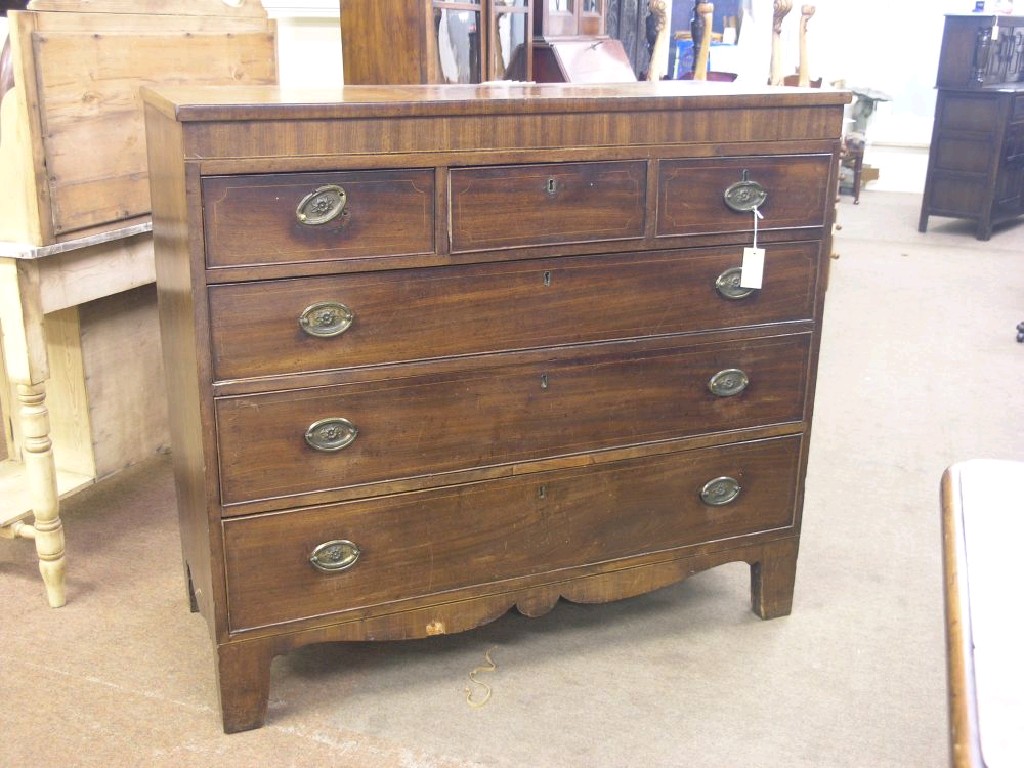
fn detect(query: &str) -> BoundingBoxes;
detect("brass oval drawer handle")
[309,539,361,573]
[715,267,755,300]
[708,368,749,397]
[299,301,354,338]
[296,183,348,225]
[700,476,742,506]
[723,170,767,213]
[304,417,358,452]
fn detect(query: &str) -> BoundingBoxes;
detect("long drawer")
[215,334,811,507]
[449,160,647,252]
[656,155,832,236]
[222,435,803,632]
[208,242,821,381]
[202,169,435,268]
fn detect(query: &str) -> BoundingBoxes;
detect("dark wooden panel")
[657,154,832,236]
[340,0,429,85]
[928,176,987,216]
[934,137,996,174]
[1014,94,1024,121]
[938,95,1000,132]
[450,160,646,252]
[208,241,821,381]
[202,169,435,267]
[215,333,811,506]
[223,435,802,631]
[919,15,1024,239]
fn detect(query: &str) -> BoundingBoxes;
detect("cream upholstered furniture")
[941,460,1024,767]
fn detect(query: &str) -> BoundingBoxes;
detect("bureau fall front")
[142,82,849,732]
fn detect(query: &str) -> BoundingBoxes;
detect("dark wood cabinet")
[341,0,533,84]
[920,14,1024,240]
[142,82,847,733]
[531,0,637,82]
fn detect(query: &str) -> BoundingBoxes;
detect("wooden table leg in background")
[15,381,66,606]
[0,257,66,607]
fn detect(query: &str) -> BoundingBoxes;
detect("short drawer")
[656,155,832,237]
[215,334,810,506]
[207,242,821,381]
[222,434,803,631]
[202,170,434,268]
[449,161,646,252]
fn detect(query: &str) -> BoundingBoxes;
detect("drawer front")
[208,242,821,381]
[656,155,832,236]
[202,170,435,268]
[449,161,646,252]
[215,334,810,506]
[223,435,803,631]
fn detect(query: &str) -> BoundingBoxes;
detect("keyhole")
[540,374,549,389]
[546,177,558,196]
[538,485,547,500]
[543,271,552,286]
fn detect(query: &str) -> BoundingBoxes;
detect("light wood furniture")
[645,0,669,82]
[0,0,276,607]
[768,0,791,86]
[776,4,821,89]
[941,460,1024,768]
[142,80,848,732]
[341,0,534,84]
[919,14,1024,240]
[796,5,813,87]
[686,2,711,82]
[0,225,155,607]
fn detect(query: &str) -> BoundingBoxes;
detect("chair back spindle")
[770,0,792,85]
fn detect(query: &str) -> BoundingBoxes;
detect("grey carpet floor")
[2,189,1021,767]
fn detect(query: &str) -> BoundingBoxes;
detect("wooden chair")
[679,3,737,82]
[774,3,821,87]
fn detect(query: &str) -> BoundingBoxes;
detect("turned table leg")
[2,257,67,607]
[18,382,67,607]
[750,537,799,620]
[216,639,275,733]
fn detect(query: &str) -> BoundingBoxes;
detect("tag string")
[752,206,763,249]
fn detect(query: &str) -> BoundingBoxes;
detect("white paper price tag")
[740,246,765,289]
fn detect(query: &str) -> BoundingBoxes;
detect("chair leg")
[851,147,864,204]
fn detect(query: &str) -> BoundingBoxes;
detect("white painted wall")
[714,0,1001,146]
[262,0,343,88]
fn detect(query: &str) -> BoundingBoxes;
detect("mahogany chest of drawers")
[141,82,848,733]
